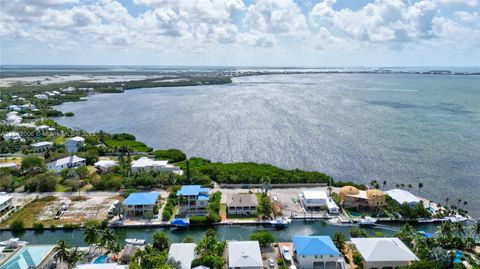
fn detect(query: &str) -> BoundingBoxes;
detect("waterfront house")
[94,160,118,173]
[385,189,421,207]
[6,112,22,124]
[351,238,419,269]
[31,141,53,152]
[3,132,23,142]
[292,236,346,269]
[0,244,55,269]
[7,105,20,111]
[299,190,339,214]
[0,194,13,212]
[47,155,86,172]
[227,193,258,216]
[228,241,263,269]
[339,186,385,211]
[168,243,196,269]
[123,192,159,217]
[64,136,85,153]
[176,185,210,216]
[130,157,183,175]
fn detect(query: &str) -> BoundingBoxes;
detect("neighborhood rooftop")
[168,243,196,269]
[351,237,419,262]
[48,155,85,167]
[176,185,209,200]
[227,193,258,207]
[293,236,340,256]
[123,192,159,206]
[228,241,263,268]
[385,189,421,205]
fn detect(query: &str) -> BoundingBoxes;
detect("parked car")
[268,259,275,268]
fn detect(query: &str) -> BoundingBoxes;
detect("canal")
[0,221,439,246]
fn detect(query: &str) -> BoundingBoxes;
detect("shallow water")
[56,73,480,216]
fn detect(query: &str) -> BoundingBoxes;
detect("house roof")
[351,238,419,262]
[31,141,53,147]
[303,190,328,200]
[123,192,159,206]
[0,195,13,205]
[227,193,258,207]
[385,189,421,204]
[0,162,18,168]
[168,243,196,269]
[94,160,118,168]
[131,157,168,168]
[228,241,263,268]
[293,236,339,256]
[48,155,85,167]
[176,185,209,196]
[66,136,85,142]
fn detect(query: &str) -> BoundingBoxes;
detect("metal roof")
[123,192,159,206]
[293,236,339,256]
[351,237,419,262]
[168,243,196,269]
[228,241,263,268]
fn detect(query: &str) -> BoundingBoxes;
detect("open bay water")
[55,73,480,216]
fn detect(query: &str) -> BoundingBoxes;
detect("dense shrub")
[249,231,275,247]
[152,149,187,163]
[33,222,44,230]
[189,216,208,224]
[9,219,25,232]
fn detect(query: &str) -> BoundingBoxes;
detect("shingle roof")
[228,241,263,268]
[293,236,339,256]
[227,193,258,207]
[351,238,419,262]
[48,155,85,167]
[123,192,159,206]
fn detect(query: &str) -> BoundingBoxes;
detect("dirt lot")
[2,194,122,227]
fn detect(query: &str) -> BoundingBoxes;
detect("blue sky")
[0,0,479,66]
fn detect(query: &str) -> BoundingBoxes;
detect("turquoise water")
[0,221,439,246]
[93,255,108,264]
[55,73,480,216]
[0,245,55,269]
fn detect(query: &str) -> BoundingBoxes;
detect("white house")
[131,157,183,175]
[0,194,13,212]
[47,155,86,172]
[34,94,48,100]
[64,136,85,153]
[6,112,22,124]
[228,241,263,269]
[385,189,421,207]
[299,190,328,210]
[168,243,196,269]
[293,236,346,269]
[351,238,419,269]
[3,132,23,142]
[7,105,20,111]
[31,141,53,152]
[227,193,258,216]
[94,160,118,173]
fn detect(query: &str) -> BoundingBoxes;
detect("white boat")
[269,217,292,228]
[281,246,292,261]
[447,215,468,223]
[359,217,377,226]
[125,238,145,245]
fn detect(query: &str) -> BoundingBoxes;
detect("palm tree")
[84,225,99,255]
[66,247,84,269]
[395,183,400,188]
[445,198,449,208]
[407,184,413,190]
[113,202,124,220]
[167,257,183,269]
[53,240,70,264]
[382,180,387,190]
[418,182,423,195]
[99,228,117,251]
[332,232,346,253]
[400,183,405,189]
[474,220,480,240]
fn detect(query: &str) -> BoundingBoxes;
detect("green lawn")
[104,139,152,152]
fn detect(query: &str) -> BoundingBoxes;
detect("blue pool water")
[1,245,55,269]
[93,255,108,264]
[453,250,463,263]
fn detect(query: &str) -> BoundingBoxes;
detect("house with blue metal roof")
[176,185,210,216]
[292,236,346,269]
[123,192,159,217]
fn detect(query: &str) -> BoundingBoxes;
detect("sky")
[0,0,479,66]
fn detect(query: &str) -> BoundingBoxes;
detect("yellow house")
[339,186,385,211]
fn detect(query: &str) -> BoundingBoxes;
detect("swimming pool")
[93,255,108,264]
[453,250,463,263]
[0,245,55,269]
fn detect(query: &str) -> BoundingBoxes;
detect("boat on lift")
[269,217,292,228]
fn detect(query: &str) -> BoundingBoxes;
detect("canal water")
[0,221,439,246]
